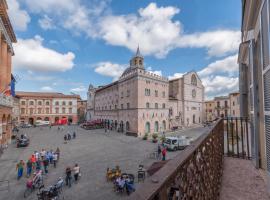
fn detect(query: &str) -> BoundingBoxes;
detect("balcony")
[0,94,13,107]
[130,118,270,200]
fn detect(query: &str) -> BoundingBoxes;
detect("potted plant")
[152,133,158,143]
[143,133,148,140]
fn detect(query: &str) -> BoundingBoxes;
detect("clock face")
[192,89,196,98]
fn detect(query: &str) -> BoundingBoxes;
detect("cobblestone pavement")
[220,157,270,200]
[0,126,207,200]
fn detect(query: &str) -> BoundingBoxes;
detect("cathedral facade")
[87,48,204,137]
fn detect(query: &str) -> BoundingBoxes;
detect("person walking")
[16,160,25,180]
[55,147,60,160]
[157,145,161,160]
[162,146,167,161]
[73,164,80,182]
[43,158,49,174]
[53,152,58,168]
[26,159,32,177]
[65,167,72,187]
[36,158,41,171]
[73,131,76,139]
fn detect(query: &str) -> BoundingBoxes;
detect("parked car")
[20,123,32,128]
[163,136,192,151]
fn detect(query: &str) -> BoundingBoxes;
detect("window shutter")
[264,70,270,111]
[266,116,270,171]
[262,0,269,69]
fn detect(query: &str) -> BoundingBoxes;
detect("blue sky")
[8,0,241,99]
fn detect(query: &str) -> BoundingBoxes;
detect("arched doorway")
[145,122,150,133]
[29,118,34,125]
[68,117,73,124]
[44,117,50,121]
[193,115,195,123]
[126,121,130,131]
[162,120,166,131]
[55,117,59,123]
[37,117,42,121]
[154,121,159,132]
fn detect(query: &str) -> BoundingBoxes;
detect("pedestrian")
[16,160,25,180]
[31,154,36,170]
[26,159,32,177]
[64,135,67,141]
[162,147,167,161]
[36,158,41,171]
[73,163,80,182]
[48,150,53,164]
[67,133,71,140]
[43,158,49,174]
[65,167,72,187]
[58,126,60,131]
[40,149,46,160]
[53,152,58,168]
[157,145,161,160]
[73,131,76,139]
[55,147,60,160]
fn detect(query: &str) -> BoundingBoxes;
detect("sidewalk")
[220,157,270,200]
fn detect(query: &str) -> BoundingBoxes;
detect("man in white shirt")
[73,163,80,181]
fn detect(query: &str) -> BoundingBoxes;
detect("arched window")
[154,121,159,132]
[146,102,150,108]
[191,74,197,86]
[162,120,166,131]
[162,103,165,109]
[145,122,150,133]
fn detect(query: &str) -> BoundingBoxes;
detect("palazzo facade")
[87,48,204,137]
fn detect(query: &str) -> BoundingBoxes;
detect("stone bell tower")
[130,45,144,69]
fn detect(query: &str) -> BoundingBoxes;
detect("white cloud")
[99,3,181,58]
[98,3,240,58]
[41,86,53,91]
[38,15,55,30]
[7,0,31,31]
[70,86,86,92]
[168,72,185,80]
[202,76,239,99]
[13,35,75,72]
[198,54,238,77]
[179,31,241,57]
[94,62,127,81]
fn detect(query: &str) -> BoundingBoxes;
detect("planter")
[152,139,158,143]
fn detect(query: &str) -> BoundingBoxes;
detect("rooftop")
[15,91,81,99]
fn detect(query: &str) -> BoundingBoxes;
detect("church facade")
[87,48,204,137]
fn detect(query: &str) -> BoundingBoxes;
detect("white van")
[35,120,50,127]
[164,136,192,151]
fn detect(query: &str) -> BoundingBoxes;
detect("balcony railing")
[130,119,224,200]
[224,117,251,159]
[0,94,13,107]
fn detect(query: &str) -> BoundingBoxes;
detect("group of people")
[115,174,135,195]
[158,144,167,161]
[65,164,80,187]
[16,147,60,180]
[64,131,76,141]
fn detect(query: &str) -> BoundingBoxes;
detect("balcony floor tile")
[220,157,270,200]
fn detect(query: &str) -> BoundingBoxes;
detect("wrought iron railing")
[223,117,251,159]
[0,94,13,107]
[130,119,224,200]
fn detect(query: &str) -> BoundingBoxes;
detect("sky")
[8,0,242,100]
